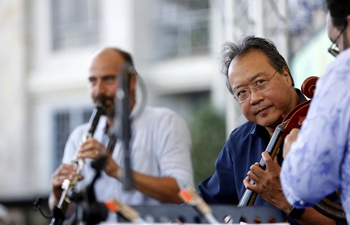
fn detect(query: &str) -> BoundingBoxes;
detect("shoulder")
[313,50,350,107]
[227,121,256,141]
[144,106,180,117]
[133,106,190,139]
[140,106,186,125]
[67,123,90,142]
[337,48,350,64]
[322,49,350,83]
[224,121,268,157]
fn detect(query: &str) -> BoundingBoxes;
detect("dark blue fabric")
[198,89,305,225]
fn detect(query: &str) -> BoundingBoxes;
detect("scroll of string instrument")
[237,76,346,222]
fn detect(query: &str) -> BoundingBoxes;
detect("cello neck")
[238,122,287,207]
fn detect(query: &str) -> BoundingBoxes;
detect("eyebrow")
[102,74,117,79]
[233,72,266,91]
[88,74,117,80]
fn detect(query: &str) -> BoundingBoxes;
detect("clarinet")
[50,104,105,225]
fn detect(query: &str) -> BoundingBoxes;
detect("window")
[52,107,93,171]
[51,0,100,51]
[156,0,210,59]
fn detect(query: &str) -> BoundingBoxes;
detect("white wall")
[0,0,28,199]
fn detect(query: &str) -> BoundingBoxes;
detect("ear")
[282,66,289,78]
[129,73,137,93]
[282,66,293,85]
[346,15,350,36]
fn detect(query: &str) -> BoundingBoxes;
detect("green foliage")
[189,104,226,189]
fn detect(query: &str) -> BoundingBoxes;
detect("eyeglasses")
[233,70,278,103]
[328,24,347,57]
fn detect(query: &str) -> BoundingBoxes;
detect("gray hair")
[221,36,294,95]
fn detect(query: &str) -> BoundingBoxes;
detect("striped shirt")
[281,48,350,224]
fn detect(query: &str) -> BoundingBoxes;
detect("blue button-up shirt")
[281,48,350,224]
[198,89,305,225]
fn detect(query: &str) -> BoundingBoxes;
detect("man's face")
[88,50,124,117]
[327,12,350,54]
[228,49,296,130]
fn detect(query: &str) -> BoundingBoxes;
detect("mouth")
[103,99,114,105]
[94,100,113,108]
[255,106,271,115]
[93,95,115,107]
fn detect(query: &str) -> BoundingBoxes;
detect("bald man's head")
[89,47,134,69]
[88,47,137,118]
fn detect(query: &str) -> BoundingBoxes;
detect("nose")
[95,79,106,95]
[249,89,264,104]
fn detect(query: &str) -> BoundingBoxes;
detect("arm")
[198,124,262,205]
[132,172,182,203]
[198,144,238,204]
[134,110,193,203]
[49,164,76,217]
[79,139,184,203]
[49,125,88,216]
[106,159,183,203]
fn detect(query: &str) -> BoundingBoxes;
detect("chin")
[256,116,281,128]
[106,107,115,117]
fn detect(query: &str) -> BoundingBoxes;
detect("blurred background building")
[0,0,334,224]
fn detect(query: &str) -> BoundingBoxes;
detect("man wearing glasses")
[198,36,337,224]
[281,0,350,224]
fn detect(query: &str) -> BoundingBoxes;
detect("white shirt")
[62,105,194,222]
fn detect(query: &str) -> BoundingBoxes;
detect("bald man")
[49,48,194,222]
